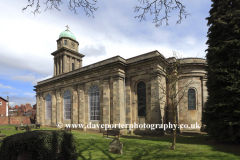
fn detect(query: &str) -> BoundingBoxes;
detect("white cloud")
[11,74,52,85]
[8,95,36,107]
[24,93,36,97]
[0,91,17,95]
[0,83,13,89]
[80,44,107,57]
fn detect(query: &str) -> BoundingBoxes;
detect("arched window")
[137,81,146,116]
[89,85,100,120]
[64,90,71,119]
[46,94,51,119]
[188,89,196,110]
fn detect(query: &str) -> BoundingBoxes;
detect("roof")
[59,30,76,40]
[0,97,8,102]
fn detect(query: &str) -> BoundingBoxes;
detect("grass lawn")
[0,125,240,160]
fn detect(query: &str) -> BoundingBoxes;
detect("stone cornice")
[126,50,168,65]
[51,47,85,58]
[35,56,127,87]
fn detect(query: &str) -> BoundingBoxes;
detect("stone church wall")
[35,50,207,132]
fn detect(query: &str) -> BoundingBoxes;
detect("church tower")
[51,26,84,76]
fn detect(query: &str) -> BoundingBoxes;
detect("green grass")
[0,125,240,160]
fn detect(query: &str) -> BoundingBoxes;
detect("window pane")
[89,85,100,120]
[46,94,51,119]
[137,82,146,116]
[188,89,196,110]
[64,90,71,119]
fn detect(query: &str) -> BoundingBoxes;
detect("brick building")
[0,97,8,116]
[35,28,208,131]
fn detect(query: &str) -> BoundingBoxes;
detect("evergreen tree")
[204,0,240,143]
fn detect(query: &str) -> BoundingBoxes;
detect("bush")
[0,130,76,160]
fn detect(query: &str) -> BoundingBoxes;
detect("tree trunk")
[170,111,177,150]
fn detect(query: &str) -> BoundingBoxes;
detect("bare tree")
[22,0,188,27]
[148,51,199,150]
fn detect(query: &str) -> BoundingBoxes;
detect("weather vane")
[66,25,69,31]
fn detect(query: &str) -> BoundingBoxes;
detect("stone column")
[72,85,78,124]
[74,58,77,70]
[79,60,82,68]
[159,76,166,125]
[78,84,85,126]
[102,79,110,125]
[77,60,80,69]
[110,77,113,124]
[54,59,57,76]
[112,75,125,125]
[70,57,72,71]
[131,80,137,124]
[56,57,59,75]
[56,89,62,123]
[51,90,57,126]
[60,56,62,74]
[63,55,66,73]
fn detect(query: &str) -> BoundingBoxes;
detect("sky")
[0,0,212,107]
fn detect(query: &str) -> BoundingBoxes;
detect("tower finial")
[66,25,70,31]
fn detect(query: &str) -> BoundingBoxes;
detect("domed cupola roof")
[59,26,76,40]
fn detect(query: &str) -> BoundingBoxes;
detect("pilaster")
[60,56,62,74]
[40,93,44,125]
[72,85,78,124]
[56,89,62,123]
[79,60,82,68]
[150,74,162,124]
[78,84,85,125]
[51,90,57,125]
[112,75,125,125]
[57,57,59,75]
[54,59,57,76]
[102,78,110,125]
[125,77,132,124]
[70,57,72,71]
[63,55,66,73]
[74,58,77,70]
[36,93,41,124]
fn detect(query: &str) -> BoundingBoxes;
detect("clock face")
[71,42,75,48]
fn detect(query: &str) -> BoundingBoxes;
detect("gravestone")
[109,138,123,155]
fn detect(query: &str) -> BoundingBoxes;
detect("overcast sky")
[0,0,211,107]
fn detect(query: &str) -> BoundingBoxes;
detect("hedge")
[0,130,76,160]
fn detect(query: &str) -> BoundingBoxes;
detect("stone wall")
[0,116,31,125]
[35,50,207,132]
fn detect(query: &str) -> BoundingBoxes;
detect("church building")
[35,28,208,131]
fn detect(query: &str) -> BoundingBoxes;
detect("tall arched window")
[137,81,146,116]
[46,94,51,119]
[64,90,71,119]
[89,85,100,120]
[188,89,196,110]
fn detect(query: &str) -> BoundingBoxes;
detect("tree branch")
[22,0,98,17]
[134,0,189,27]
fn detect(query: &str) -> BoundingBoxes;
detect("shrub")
[0,130,76,160]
